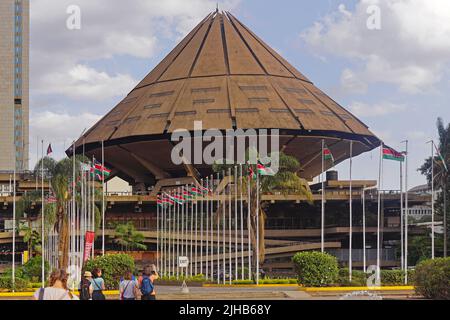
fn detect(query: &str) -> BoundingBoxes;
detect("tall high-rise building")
[0,0,29,171]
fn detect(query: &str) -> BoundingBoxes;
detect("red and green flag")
[323,146,334,162]
[172,194,185,205]
[382,145,405,162]
[189,187,202,196]
[257,162,275,176]
[93,160,111,178]
[182,190,192,200]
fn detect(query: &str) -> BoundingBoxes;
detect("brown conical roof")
[73,11,379,183]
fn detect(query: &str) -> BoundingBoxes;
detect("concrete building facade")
[0,0,29,171]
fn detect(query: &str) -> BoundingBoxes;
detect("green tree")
[18,223,41,258]
[34,156,101,269]
[113,222,147,251]
[213,150,312,268]
[419,117,450,257]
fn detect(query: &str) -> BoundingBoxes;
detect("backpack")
[79,279,91,300]
[140,276,154,296]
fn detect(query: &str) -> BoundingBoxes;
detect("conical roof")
[73,11,379,183]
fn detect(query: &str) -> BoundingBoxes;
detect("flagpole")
[400,159,404,270]
[431,140,435,259]
[12,158,16,292]
[240,164,244,280]
[362,187,366,273]
[222,170,226,284]
[41,140,45,288]
[216,173,220,284]
[228,168,232,285]
[247,169,251,281]
[168,192,172,276]
[234,166,238,280]
[377,142,383,283]
[190,186,194,277]
[349,141,353,282]
[256,169,260,285]
[404,140,409,284]
[101,140,105,256]
[210,175,214,281]
[321,139,325,253]
[205,178,209,280]
[176,188,180,279]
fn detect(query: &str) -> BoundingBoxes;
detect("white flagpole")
[216,173,220,284]
[256,169,260,285]
[181,188,185,278]
[168,192,172,276]
[377,142,383,283]
[404,140,409,283]
[400,160,404,270]
[101,140,105,256]
[91,156,95,259]
[362,187,366,273]
[72,142,76,273]
[349,141,353,282]
[195,185,198,275]
[205,178,209,280]
[234,166,238,280]
[321,139,325,253]
[247,170,252,281]
[240,164,244,280]
[210,175,214,280]
[176,188,180,279]
[157,194,160,273]
[228,168,232,285]
[12,160,16,291]
[431,140,435,259]
[190,186,194,277]
[200,179,204,276]
[41,140,45,287]
[222,170,226,284]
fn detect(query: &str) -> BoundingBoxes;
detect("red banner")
[83,231,95,263]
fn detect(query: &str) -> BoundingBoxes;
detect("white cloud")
[36,65,136,101]
[349,101,406,117]
[301,0,450,94]
[30,0,241,100]
[29,111,102,167]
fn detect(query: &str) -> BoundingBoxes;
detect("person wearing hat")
[79,271,94,300]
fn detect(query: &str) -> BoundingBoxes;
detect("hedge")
[415,257,450,300]
[84,254,135,290]
[292,251,339,287]
[0,276,30,291]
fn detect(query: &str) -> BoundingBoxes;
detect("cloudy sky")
[29,0,450,190]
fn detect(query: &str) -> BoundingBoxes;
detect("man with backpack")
[140,265,158,300]
[79,271,94,300]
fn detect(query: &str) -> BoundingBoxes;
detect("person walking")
[79,271,94,300]
[119,271,139,300]
[33,269,79,300]
[91,268,106,300]
[140,265,159,300]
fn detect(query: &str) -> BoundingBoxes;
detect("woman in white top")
[119,271,139,300]
[34,269,79,300]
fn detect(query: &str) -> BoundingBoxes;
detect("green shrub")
[84,254,135,290]
[292,251,339,287]
[232,279,254,285]
[0,276,30,291]
[415,257,450,300]
[337,268,367,286]
[22,256,50,282]
[381,270,405,285]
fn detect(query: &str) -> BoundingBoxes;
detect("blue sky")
[29,0,450,190]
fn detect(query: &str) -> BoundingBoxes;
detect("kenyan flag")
[382,145,405,162]
[323,147,334,162]
[163,193,175,205]
[189,187,202,196]
[172,194,185,205]
[157,196,165,207]
[257,162,275,176]
[182,190,192,200]
[94,160,111,177]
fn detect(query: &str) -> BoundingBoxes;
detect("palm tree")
[419,117,450,256]
[213,150,312,268]
[34,156,101,269]
[16,190,41,257]
[113,222,147,251]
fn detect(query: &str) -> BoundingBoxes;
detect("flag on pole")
[382,145,405,162]
[323,146,334,162]
[248,165,256,180]
[189,187,202,196]
[93,160,111,177]
[257,162,275,176]
[182,190,193,200]
[162,194,175,206]
[434,144,448,172]
[157,195,165,207]
[46,144,53,156]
